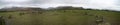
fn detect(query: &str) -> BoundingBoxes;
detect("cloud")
[2,0,30,2]
[0,0,120,11]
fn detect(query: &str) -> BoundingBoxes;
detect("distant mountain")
[0,6,119,12]
[0,7,44,11]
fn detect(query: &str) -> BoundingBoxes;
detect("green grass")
[0,9,120,25]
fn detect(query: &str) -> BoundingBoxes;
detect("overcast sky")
[0,0,120,11]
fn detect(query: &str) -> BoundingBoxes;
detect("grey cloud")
[0,0,120,11]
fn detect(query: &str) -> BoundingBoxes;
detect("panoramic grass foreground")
[0,6,120,25]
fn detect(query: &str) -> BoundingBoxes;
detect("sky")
[0,0,120,11]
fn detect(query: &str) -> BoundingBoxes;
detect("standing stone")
[0,16,5,25]
[95,16,111,25]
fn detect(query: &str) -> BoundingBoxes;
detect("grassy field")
[0,9,120,25]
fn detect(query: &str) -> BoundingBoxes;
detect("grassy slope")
[0,9,120,25]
